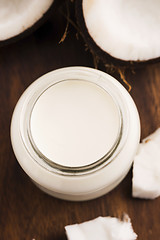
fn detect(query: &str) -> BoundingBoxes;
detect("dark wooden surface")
[0,2,160,240]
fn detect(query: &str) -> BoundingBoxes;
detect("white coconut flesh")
[132,128,160,199]
[83,0,160,61]
[0,0,54,41]
[65,216,137,240]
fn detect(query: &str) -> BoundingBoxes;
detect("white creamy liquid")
[30,80,120,167]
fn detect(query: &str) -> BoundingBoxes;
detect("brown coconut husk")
[60,0,133,91]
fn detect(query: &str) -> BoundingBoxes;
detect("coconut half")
[76,0,160,67]
[0,0,54,42]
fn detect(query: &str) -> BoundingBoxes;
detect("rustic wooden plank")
[0,2,160,240]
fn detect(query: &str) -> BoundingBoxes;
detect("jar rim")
[20,67,129,176]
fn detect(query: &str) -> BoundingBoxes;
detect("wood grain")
[0,2,160,240]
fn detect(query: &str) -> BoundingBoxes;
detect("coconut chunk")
[65,216,137,240]
[132,128,160,199]
[142,128,160,144]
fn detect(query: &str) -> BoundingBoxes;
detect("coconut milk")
[30,80,120,167]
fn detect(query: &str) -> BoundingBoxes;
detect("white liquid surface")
[30,80,120,167]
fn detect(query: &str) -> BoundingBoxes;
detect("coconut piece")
[65,216,137,240]
[76,0,160,66]
[142,128,160,144]
[132,128,160,199]
[0,0,54,41]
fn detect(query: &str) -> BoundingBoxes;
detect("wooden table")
[0,2,160,239]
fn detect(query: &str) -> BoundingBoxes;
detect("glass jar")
[11,67,140,201]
